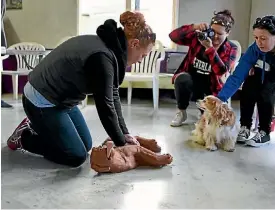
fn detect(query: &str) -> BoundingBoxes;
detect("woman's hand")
[105,135,140,146]
[249,68,255,76]
[193,23,209,31]
[124,134,140,146]
[193,23,213,49]
[198,37,213,50]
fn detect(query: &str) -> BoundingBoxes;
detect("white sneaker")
[237,126,250,143]
[170,110,187,127]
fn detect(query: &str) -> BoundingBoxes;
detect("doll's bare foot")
[147,139,161,153]
[137,137,161,153]
[158,153,173,165]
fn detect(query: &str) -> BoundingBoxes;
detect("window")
[78,0,127,35]
[78,0,177,48]
[135,0,176,49]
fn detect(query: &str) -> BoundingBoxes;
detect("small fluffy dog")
[191,95,238,152]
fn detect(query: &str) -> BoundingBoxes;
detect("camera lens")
[197,32,207,40]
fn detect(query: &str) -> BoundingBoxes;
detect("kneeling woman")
[218,15,275,147]
[7,11,156,167]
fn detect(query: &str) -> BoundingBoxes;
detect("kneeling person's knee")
[68,151,88,167]
[174,73,193,88]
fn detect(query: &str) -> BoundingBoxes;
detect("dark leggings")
[240,71,275,134]
[174,72,211,110]
[21,95,92,167]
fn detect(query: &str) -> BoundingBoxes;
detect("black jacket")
[28,19,129,146]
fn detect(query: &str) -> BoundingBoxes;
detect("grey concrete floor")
[1,96,275,209]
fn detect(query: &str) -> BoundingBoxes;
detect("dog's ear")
[213,104,223,118]
[221,110,236,126]
[226,111,236,126]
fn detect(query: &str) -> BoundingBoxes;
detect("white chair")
[1,42,45,100]
[1,54,10,96]
[124,40,166,110]
[221,40,242,107]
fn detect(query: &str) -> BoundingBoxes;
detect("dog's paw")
[194,139,205,146]
[191,130,196,135]
[206,145,217,151]
[223,147,235,152]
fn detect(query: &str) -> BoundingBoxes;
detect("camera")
[196,28,215,41]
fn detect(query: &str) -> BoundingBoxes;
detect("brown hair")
[211,9,235,32]
[120,11,156,46]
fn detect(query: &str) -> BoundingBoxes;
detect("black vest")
[29,35,124,108]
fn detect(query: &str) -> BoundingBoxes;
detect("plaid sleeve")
[205,45,238,76]
[169,24,196,46]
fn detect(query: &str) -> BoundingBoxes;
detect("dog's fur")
[191,95,239,152]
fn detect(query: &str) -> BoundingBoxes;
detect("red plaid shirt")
[169,24,238,96]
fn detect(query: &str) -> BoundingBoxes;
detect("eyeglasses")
[254,16,275,30]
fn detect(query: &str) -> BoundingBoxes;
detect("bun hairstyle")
[120,11,156,46]
[211,9,235,32]
[253,15,275,35]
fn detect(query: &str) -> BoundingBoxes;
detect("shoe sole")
[170,123,184,127]
[245,140,270,147]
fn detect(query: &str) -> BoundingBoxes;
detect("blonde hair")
[120,11,156,46]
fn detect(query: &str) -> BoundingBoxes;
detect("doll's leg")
[135,147,172,167]
[135,136,161,153]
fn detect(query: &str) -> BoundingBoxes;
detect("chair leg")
[127,82,132,105]
[152,78,159,110]
[12,75,18,100]
[82,95,88,108]
[228,97,231,107]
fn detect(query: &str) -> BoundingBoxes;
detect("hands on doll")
[104,134,140,146]
[91,136,173,173]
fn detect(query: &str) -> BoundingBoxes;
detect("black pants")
[240,71,275,134]
[174,72,211,110]
[21,95,92,167]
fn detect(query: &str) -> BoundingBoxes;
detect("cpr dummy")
[90,136,173,173]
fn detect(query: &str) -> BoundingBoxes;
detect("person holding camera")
[217,15,275,147]
[169,10,238,127]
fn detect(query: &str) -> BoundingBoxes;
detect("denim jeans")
[21,95,92,167]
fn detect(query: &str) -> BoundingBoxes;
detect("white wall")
[177,0,252,51]
[4,0,78,48]
[4,0,274,51]
[248,0,275,44]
